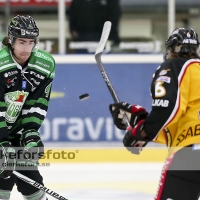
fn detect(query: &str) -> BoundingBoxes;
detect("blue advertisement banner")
[40,63,159,142]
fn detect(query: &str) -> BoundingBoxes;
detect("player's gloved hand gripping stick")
[95,21,146,154]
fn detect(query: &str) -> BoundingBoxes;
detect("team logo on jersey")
[30,71,45,80]
[176,124,200,146]
[152,99,169,107]
[4,70,18,77]
[6,76,17,88]
[156,76,171,83]
[4,91,29,123]
[159,69,170,76]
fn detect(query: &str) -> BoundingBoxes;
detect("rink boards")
[39,54,167,163]
[40,54,163,142]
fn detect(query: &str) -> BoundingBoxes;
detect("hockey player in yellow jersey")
[109,28,200,200]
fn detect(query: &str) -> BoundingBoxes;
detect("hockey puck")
[79,93,90,101]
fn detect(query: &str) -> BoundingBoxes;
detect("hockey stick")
[95,22,121,104]
[95,21,145,154]
[13,171,67,200]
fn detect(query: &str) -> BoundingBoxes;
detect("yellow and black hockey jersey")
[143,57,200,155]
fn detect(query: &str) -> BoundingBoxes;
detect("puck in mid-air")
[79,93,90,101]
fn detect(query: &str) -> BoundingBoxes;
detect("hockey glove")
[109,102,148,130]
[20,130,44,161]
[123,120,149,154]
[0,141,16,179]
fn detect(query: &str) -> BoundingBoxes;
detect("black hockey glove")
[0,141,16,179]
[20,130,44,161]
[123,120,149,154]
[109,102,148,130]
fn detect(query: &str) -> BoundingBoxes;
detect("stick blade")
[95,21,112,55]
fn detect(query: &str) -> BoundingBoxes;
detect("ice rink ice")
[9,163,164,200]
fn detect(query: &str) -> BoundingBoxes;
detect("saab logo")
[176,124,200,146]
[30,71,45,79]
[152,99,169,107]
[156,76,171,83]
[4,70,18,77]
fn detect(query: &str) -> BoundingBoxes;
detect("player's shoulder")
[31,49,55,73]
[159,58,189,74]
[0,47,15,71]
[0,47,10,60]
[34,49,55,63]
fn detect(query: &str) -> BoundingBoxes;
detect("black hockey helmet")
[8,15,39,39]
[165,28,199,53]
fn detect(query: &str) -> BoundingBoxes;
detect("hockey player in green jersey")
[0,15,55,200]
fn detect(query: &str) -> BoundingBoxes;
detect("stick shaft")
[13,171,68,200]
[95,21,129,125]
[95,22,119,103]
[95,54,120,103]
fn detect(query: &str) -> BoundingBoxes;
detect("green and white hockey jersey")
[0,47,55,142]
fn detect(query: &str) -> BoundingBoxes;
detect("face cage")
[9,35,39,53]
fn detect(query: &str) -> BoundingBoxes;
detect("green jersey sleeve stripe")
[25,98,48,106]
[28,64,50,75]
[23,117,43,126]
[0,64,16,72]
[22,107,47,117]
[0,112,5,117]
